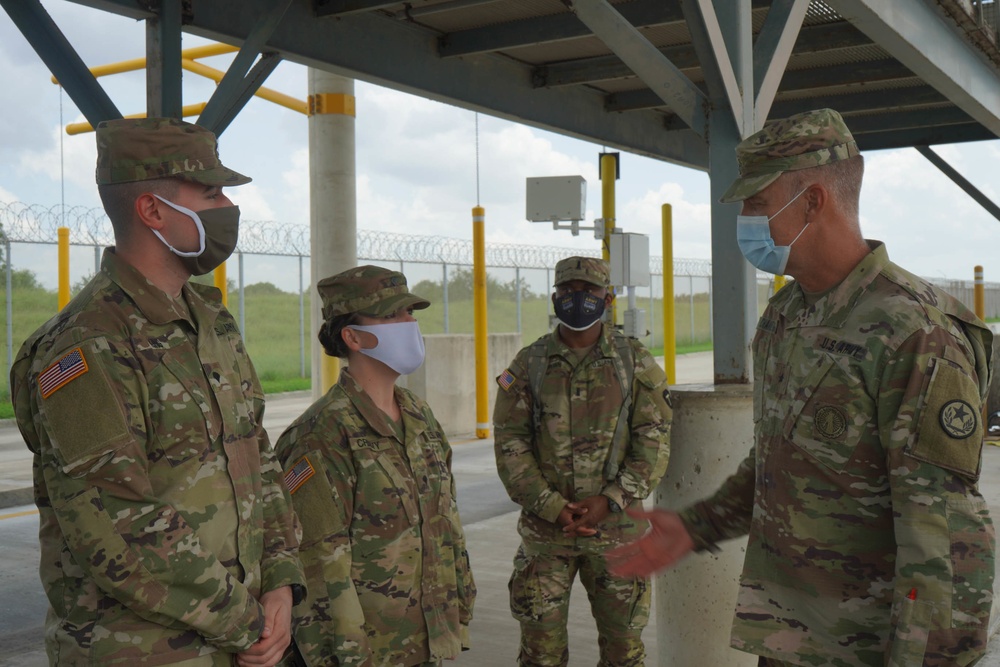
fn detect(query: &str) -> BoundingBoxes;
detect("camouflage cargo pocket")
[626,576,650,629]
[509,546,543,623]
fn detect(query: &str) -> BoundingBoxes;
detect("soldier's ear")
[134,193,167,231]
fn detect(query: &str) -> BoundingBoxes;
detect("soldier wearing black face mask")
[491,256,673,667]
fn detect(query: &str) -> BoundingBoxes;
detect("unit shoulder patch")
[38,347,89,399]
[940,399,977,439]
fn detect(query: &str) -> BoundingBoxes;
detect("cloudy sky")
[2,1,1000,293]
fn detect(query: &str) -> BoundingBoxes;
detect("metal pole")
[5,238,12,374]
[58,227,70,310]
[689,274,695,345]
[975,265,985,320]
[473,206,489,439]
[516,266,522,333]
[214,261,227,307]
[442,262,450,334]
[94,245,100,274]
[299,254,306,378]
[238,251,245,342]
[601,153,617,324]
[662,203,675,383]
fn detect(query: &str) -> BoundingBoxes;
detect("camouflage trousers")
[508,542,650,667]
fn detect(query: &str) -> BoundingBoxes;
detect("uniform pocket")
[887,596,932,666]
[626,577,650,629]
[148,354,215,467]
[509,546,543,623]
[784,355,872,473]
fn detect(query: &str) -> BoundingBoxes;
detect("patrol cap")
[554,256,610,287]
[95,117,251,186]
[317,265,430,321]
[720,108,860,203]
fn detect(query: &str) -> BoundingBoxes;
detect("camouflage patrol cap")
[554,256,610,287]
[317,265,430,321]
[720,108,860,203]
[95,117,251,186]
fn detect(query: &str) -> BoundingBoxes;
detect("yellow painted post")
[601,154,617,324]
[774,275,786,293]
[473,206,489,439]
[662,204,676,384]
[975,265,985,320]
[321,353,340,395]
[214,262,228,308]
[57,227,70,310]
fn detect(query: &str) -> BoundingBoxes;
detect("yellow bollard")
[662,204,676,384]
[601,153,617,325]
[214,262,228,308]
[975,265,985,321]
[473,207,489,439]
[57,227,70,310]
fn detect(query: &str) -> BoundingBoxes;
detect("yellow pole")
[58,227,70,310]
[67,103,207,135]
[975,265,985,320]
[662,204,676,384]
[774,275,786,293]
[214,262,228,308]
[321,354,340,396]
[473,206,489,439]
[51,43,238,83]
[601,153,617,324]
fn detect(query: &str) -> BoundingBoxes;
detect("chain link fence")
[3,201,999,395]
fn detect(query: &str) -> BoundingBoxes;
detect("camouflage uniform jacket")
[680,242,995,666]
[11,248,305,666]
[493,325,672,549]
[275,369,475,667]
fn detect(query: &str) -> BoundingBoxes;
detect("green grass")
[0,285,725,420]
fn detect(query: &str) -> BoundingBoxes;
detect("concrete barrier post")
[654,384,757,667]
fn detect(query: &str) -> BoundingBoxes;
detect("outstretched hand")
[604,508,695,578]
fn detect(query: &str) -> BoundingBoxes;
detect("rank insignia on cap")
[497,368,517,391]
[940,400,977,439]
[38,348,88,399]
[284,455,316,494]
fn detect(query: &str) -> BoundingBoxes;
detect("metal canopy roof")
[31,0,1000,170]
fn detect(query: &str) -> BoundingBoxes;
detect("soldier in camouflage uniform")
[493,257,672,667]
[607,108,994,666]
[275,265,475,666]
[10,118,306,666]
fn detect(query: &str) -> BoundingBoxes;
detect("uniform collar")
[339,368,404,440]
[101,247,222,328]
[547,323,614,359]
[780,240,887,329]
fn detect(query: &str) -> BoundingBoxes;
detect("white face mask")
[347,321,426,375]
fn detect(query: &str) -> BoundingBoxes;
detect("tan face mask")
[152,195,240,276]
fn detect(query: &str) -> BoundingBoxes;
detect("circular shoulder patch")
[939,399,977,439]
[815,406,847,439]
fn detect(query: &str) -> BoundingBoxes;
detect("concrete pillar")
[308,69,356,401]
[654,384,756,667]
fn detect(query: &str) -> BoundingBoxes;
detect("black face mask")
[553,290,605,331]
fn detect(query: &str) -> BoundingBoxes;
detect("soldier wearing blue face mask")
[607,108,994,667]
[493,256,673,667]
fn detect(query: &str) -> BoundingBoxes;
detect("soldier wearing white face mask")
[275,265,476,667]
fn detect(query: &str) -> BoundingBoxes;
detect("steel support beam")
[564,0,708,138]
[197,0,292,134]
[315,0,397,17]
[828,0,1000,137]
[87,0,708,168]
[917,145,1000,222]
[752,0,809,128]
[1,0,121,125]
[145,0,182,118]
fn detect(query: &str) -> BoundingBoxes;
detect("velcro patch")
[284,455,316,494]
[38,347,89,399]
[497,368,517,391]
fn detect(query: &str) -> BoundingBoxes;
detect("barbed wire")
[0,201,714,276]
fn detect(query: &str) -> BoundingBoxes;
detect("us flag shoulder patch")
[38,348,89,399]
[284,455,316,494]
[497,368,517,391]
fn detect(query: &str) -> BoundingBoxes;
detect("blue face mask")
[736,188,809,276]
